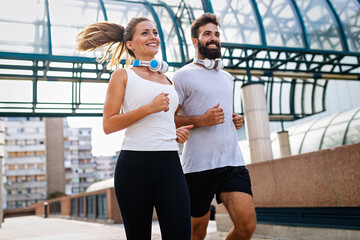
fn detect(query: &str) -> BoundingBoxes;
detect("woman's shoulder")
[108,68,128,87]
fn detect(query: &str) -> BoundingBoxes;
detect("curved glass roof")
[0,0,359,117]
[239,107,360,162]
[2,0,359,55]
[272,107,360,157]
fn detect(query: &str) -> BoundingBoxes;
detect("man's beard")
[198,40,222,59]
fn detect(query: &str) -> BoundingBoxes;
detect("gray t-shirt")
[174,63,245,174]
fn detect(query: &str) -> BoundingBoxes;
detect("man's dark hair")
[190,13,220,39]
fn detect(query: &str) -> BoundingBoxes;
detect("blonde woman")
[76,17,191,240]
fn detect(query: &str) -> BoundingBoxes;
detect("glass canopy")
[0,0,359,117]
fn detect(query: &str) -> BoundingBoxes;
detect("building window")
[96,194,107,219]
[86,195,95,219]
[71,198,77,217]
[49,201,61,215]
[78,197,85,217]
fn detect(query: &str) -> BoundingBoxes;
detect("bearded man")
[173,13,256,240]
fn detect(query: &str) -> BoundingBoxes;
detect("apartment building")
[64,127,95,195]
[94,153,118,181]
[0,118,4,225]
[3,117,47,209]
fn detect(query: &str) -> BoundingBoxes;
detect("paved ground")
[0,215,280,240]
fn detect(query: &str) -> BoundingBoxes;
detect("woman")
[76,17,191,240]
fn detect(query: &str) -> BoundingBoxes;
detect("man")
[173,13,256,240]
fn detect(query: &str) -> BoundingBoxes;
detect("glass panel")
[104,1,157,59]
[331,0,360,52]
[311,113,336,129]
[257,0,304,47]
[49,0,105,56]
[80,82,107,104]
[71,198,77,216]
[0,80,33,102]
[354,109,360,119]
[233,81,243,113]
[78,197,85,217]
[294,81,303,115]
[152,5,182,62]
[96,193,108,219]
[289,132,305,154]
[291,118,316,134]
[0,0,48,54]
[37,82,72,103]
[280,81,291,115]
[295,0,343,51]
[300,128,325,153]
[314,84,325,113]
[303,81,313,114]
[271,81,281,114]
[331,107,359,124]
[321,122,348,149]
[211,0,262,45]
[86,195,95,218]
[345,118,360,144]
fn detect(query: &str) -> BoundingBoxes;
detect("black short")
[185,166,253,218]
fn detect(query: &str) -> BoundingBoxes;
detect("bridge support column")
[241,81,273,163]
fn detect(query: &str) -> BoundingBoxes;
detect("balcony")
[6,192,46,201]
[5,144,45,152]
[5,180,46,189]
[5,169,45,176]
[4,156,45,164]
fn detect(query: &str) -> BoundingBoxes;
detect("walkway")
[0,216,279,240]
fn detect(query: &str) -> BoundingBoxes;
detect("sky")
[67,116,125,157]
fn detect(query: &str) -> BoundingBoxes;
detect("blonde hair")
[76,17,151,70]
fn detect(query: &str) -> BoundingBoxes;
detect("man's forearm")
[175,115,204,129]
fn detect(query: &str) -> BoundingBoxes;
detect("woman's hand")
[176,125,193,144]
[148,92,170,113]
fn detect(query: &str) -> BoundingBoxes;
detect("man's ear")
[192,38,198,48]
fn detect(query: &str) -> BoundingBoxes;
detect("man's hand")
[201,103,225,127]
[176,125,193,144]
[232,113,244,130]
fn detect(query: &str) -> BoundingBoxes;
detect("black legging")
[114,150,191,240]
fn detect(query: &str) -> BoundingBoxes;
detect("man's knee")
[234,217,256,238]
[191,213,210,240]
[191,222,207,240]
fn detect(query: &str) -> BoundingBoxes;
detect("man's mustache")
[206,41,220,48]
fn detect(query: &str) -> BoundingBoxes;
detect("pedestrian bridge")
[0,0,359,119]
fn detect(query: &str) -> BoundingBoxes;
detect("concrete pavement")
[0,215,280,240]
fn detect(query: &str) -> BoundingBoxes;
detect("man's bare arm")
[175,103,225,129]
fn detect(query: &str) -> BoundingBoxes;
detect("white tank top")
[121,68,179,151]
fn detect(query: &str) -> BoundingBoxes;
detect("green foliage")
[47,191,67,199]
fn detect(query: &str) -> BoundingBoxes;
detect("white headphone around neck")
[194,57,224,71]
[132,59,168,73]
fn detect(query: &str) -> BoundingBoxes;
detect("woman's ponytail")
[76,22,126,69]
[76,17,152,70]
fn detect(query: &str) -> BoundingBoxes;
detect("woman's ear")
[126,41,133,51]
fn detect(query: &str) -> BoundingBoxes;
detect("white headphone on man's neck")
[132,59,168,73]
[194,57,224,71]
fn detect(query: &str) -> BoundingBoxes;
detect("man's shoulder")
[173,63,197,81]
[176,63,197,74]
[220,69,234,79]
